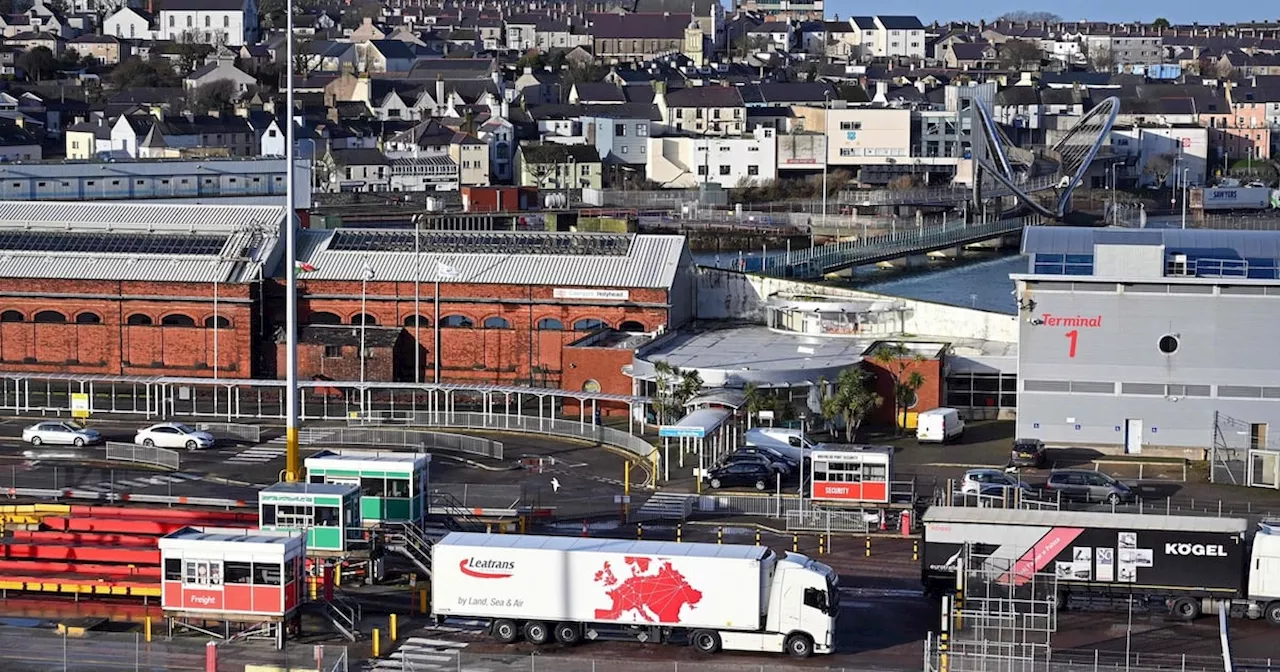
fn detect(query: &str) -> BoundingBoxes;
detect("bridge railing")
[760,215,1041,278]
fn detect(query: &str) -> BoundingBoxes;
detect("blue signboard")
[659,426,707,439]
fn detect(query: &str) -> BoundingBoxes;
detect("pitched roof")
[572,82,626,103]
[587,12,689,39]
[520,143,601,163]
[330,148,390,165]
[369,39,415,60]
[664,85,744,108]
[877,15,924,30]
[159,0,244,10]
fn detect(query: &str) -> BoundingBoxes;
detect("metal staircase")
[428,490,488,532]
[383,521,435,578]
[308,589,362,642]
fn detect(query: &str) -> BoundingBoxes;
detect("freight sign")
[553,288,630,301]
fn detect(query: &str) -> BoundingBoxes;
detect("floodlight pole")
[284,0,300,483]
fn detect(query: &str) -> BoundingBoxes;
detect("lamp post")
[212,273,219,382]
[284,0,300,482]
[433,261,460,385]
[413,215,421,385]
[820,90,830,249]
[1181,167,1189,230]
[359,264,374,414]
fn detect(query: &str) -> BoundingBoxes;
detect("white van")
[916,407,965,444]
[743,427,819,462]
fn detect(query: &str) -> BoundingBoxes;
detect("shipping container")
[921,508,1280,624]
[431,532,839,657]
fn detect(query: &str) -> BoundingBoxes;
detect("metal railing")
[413,410,659,486]
[104,441,179,471]
[784,508,878,533]
[195,421,261,443]
[838,174,1060,206]
[345,419,504,460]
[760,215,1041,278]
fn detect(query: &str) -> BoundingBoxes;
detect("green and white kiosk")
[259,482,362,554]
[303,450,431,527]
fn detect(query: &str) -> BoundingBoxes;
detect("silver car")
[23,421,101,446]
[1045,469,1135,505]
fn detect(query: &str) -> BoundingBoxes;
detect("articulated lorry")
[921,507,1280,623]
[430,532,839,657]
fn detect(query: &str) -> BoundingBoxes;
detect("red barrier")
[0,574,156,591]
[7,531,160,547]
[69,506,255,525]
[42,517,193,536]
[1,543,159,565]
[0,560,160,578]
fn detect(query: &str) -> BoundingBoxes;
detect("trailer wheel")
[492,619,519,644]
[1266,602,1280,625]
[709,478,722,489]
[690,629,720,654]
[754,480,767,491]
[523,621,551,645]
[553,622,581,645]
[1171,597,1201,621]
[785,633,814,659]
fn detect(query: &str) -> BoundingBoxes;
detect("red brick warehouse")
[285,229,696,388]
[0,202,280,378]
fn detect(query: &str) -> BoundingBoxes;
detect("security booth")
[158,526,306,648]
[259,482,362,555]
[304,449,430,527]
[809,445,893,505]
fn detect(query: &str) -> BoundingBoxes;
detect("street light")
[433,261,461,385]
[1181,167,1189,230]
[359,264,375,413]
[284,0,300,482]
[819,90,830,250]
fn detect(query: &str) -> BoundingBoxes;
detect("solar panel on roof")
[0,231,228,256]
[328,230,633,256]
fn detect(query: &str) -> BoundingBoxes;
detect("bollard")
[582,520,588,538]
[677,524,682,543]
[913,540,919,562]
[818,535,825,555]
[792,534,799,552]
[755,530,761,546]
[144,616,152,643]
[205,640,216,672]
[335,563,342,587]
[391,613,398,642]
[717,526,723,545]
[637,522,643,540]
[373,628,381,658]
[879,510,887,532]
[419,587,429,614]
[487,523,493,534]
[865,536,871,557]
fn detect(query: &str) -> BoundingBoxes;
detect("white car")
[23,421,101,446]
[960,468,1030,496]
[134,423,215,451]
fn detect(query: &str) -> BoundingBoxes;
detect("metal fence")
[381,650,919,672]
[195,422,262,443]
[0,625,348,671]
[104,441,179,471]
[928,646,1280,672]
[409,410,659,485]
[344,420,504,460]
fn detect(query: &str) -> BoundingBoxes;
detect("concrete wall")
[693,267,1019,343]
[1016,278,1280,456]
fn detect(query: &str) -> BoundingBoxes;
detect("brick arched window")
[126,313,153,325]
[573,318,607,332]
[161,314,196,326]
[441,315,473,328]
[309,311,341,325]
[204,316,231,328]
[75,312,102,324]
[0,310,23,322]
[618,320,646,332]
[34,310,66,323]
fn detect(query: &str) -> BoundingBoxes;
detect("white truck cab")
[1247,522,1280,622]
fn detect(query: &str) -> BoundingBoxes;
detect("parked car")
[736,444,800,472]
[22,421,101,446]
[705,462,772,491]
[960,468,1030,496]
[1044,469,1134,505]
[1010,438,1048,468]
[134,423,215,451]
[723,450,793,476]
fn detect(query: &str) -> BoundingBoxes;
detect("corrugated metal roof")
[0,201,283,283]
[922,506,1249,534]
[437,532,768,560]
[0,201,284,232]
[0,159,289,180]
[1024,226,1280,260]
[297,230,688,289]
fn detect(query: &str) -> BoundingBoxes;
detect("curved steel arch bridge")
[973,96,1120,220]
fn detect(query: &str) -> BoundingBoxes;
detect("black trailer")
[921,508,1250,604]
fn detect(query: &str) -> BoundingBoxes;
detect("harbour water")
[693,252,1025,315]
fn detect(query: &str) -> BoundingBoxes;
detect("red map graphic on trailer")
[593,557,702,623]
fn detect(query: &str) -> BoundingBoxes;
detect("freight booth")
[809,445,893,505]
[158,526,306,648]
[259,482,362,555]
[304,450,430,526]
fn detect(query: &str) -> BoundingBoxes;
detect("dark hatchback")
[705,462,773,491]
[1010,438,1047,468]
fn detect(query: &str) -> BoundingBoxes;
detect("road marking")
[226,447,286,464]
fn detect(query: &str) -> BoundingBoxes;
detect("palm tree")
[819,367,883,441]
[651,360,703,424]
[871,342,926,434]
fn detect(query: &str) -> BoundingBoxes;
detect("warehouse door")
[1124,419,1143,455]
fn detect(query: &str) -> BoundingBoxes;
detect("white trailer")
[431,532,839,657]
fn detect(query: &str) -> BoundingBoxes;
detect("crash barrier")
[311,425,504,461]
[104,442,180,471]
[196,422,262,443]
[2,487,248,509]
